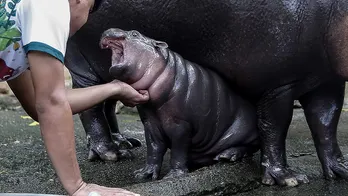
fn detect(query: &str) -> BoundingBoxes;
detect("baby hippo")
[100,28,260,180]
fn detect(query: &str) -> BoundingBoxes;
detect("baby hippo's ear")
[152,40,168,49]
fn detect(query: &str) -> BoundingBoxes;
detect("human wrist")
[107,82,122,98]
[66,178,86,196]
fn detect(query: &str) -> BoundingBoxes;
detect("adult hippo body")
[65,0,348,186]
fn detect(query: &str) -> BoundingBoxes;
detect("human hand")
[72,183,140,196]
[111,80,149,107]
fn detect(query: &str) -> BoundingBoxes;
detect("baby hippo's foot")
[111,132,142,149]
[214,146,249,162]
[163,168,189,179]
[262,164,309,186]
[322,156,348,180]
[88,141,134,161]
[134,164,161,180]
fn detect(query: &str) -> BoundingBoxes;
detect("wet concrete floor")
[1,104,348,195]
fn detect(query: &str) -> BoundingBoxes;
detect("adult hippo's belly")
[64,0,348,186]
[67,0,337,94]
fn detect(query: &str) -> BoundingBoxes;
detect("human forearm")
[66,83,117,114]
[9,73,119,121]
[67,80,149,113]
[37,100,84,195]
[9,71,148,122]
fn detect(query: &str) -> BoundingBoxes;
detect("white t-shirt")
[0,0,70,81]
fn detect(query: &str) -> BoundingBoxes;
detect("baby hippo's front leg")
[134,130,167,180]
[134,108,167,180]
[163,120,191,179]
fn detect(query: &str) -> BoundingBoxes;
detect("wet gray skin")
[99,28,260,180]
[65,0,348,187]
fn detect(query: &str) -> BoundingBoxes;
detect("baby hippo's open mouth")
[100,36,125,65]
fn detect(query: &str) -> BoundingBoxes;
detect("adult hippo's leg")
[71,80,134,161]
[77,103,119,161]
[104,100,142,149]
[299,80,348,180]
[257,84,309,186]
[317,2,348,179]
[65,42,137,161]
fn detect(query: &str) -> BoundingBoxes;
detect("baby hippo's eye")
[131,31,139,37]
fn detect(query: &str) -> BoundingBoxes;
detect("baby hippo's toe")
[163,168,189,179]
[214,147,248,162]
[134,164,161,180]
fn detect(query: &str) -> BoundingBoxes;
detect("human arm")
[28,50,85,194]
[25,51,140,196]
[15,0,148,121]
[15,0,143,195]
[8,69,148,122]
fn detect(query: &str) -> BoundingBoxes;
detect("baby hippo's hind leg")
[214,101,260,162]
[214,140,260,162]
